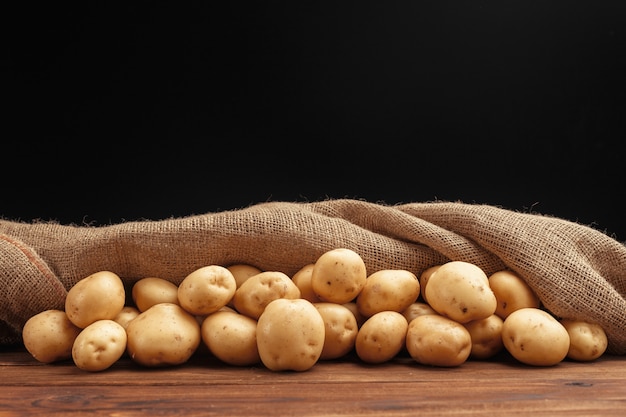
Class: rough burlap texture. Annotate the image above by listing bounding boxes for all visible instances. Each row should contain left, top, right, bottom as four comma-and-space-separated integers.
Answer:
1, 199, 625, 354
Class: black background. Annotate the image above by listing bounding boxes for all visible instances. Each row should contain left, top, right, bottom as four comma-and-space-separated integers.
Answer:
3, 2, 625, 241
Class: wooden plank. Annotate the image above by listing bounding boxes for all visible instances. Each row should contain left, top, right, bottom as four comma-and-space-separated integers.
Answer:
1, 347, 625, 416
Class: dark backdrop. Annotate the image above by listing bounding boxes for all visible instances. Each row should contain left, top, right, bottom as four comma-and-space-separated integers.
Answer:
3, 2, 625, 241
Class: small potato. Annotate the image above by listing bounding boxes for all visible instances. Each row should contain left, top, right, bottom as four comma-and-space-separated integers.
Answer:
355, 311, 408, 364
488, 270, 540, 319
424, 261, 496, 323
419, 264, 441, 303
314, 302, 359, 360
227, 264, 263, 288
291, 263, 322, 303
356, 269, 420, 317
72, 319, 127, 372
126, 303, 201, 367
311, 248, 367, 304
406, 314, 472, 367
65, 271, 126, 329
113, 306, 140, 329
560, 319, 608, 362
501, 307, 570, 366
342, 302, 367, 328
232, 271, 301, 320
178, 265, 237, 316
463, 314, 504, 360
256, 298, 325, 371
401, 301, 438, 324
132, 277, 179, 312
201, 310, 260, 366
22, 309, 82, 363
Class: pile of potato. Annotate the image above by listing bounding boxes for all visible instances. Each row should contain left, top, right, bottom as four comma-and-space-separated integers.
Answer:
21, 248, 608, 372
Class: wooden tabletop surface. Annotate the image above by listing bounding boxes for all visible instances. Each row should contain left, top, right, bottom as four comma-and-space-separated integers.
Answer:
1, 345, 625, 417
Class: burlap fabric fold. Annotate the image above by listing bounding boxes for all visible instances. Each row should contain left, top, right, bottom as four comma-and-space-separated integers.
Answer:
1, 199, 625, 354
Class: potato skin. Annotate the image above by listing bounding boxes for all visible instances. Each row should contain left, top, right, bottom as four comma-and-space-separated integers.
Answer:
355, 311, 408, 364
314, 302, 358, 360
132, 277, 179, 312
178, 265, 237, 316
201, 310, 260, 366
256, 298, 325, 371
65, 271, 126, 329
232, 271, 300, 320
406, 314, 472, 367
22, 309, 82, 364
72, 319, 127, 372
356, 269, 420, 318
501, 308, 570, 366
311, 248, 367, 304
424, 261, 496, 323
560, 319, 608, 362
488, 270, 540, 319
126, 303, 201, 367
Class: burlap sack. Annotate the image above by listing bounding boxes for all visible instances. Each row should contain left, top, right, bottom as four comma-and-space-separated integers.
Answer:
2, 199, 625, 354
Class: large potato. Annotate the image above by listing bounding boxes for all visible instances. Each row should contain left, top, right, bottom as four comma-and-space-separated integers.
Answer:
406, 314, 472, 367
424, 261, 496, 323
501, 307, 570, 366
72, 319, 127, 372
126, 303, 201, 367
560, 319, 608, 362
22, 309, 82, 364
201, 310, 260, 366
65, 271, 126, 329
256, 298, 325, 371
132, 277, 179, 312
314, 302, 358, 360
488, 270, 540, 319
311, 248, 367, 304
232, 271, 301, 319
178, 265, 237, 316
356, 269, 420, 317
355, 311, 408, 364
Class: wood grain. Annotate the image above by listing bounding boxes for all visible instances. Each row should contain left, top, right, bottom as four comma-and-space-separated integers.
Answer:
1, 346, 625, 416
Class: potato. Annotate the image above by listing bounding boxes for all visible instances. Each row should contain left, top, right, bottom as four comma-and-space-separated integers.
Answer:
232, 271, 301, 320
201, 310, 260, 366
463, 314, 504, 360
401, 301, 437, 324
178, 265, 237, 316
132, 277, 179, 312
405, 314, 472, 367
256, 298, 325, 371
311, 248, 367, 304
355, 311, 408, 364
356, 269, 420, 317
291, 263, 322, 303
72, 319, 127, 372
419, 264, 441, 304
488, 270, 540, 319
113, 306, 140, 329
22, 309, 82, 364
226, 263, 263, 288
65, 271, 126, 329
424, 261, 496, 323
126, 302, 201, 367
501, 307, 570, 366
314, 302, 359, 360
560, 319, 608, 362
342, 302, 367, 328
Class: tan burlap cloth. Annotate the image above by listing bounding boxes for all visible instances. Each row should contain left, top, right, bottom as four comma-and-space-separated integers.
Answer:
1, 199, 625, 353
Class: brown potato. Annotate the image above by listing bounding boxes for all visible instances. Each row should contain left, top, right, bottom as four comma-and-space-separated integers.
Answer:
314, 302, 358, 360
560, 319, 608, 362
355, 311, 408, 364
463, 314, 504, 360
310, 248, 367, 304
356, 269, 420, 317
232, 271, 301, 320
291, 263, 321, 303
256, 298, 325, 371
488, 270, 540, 319
132, 277, 179, 312
65, 271, 126, 329
406, 314, 472, 367
72, 319, 127, 372
22, 309, 82, 364
178, 265, 237, 316
201, 310, 260, 366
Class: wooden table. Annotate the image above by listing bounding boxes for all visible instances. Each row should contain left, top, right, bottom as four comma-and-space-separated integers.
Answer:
1, 345, 625, 416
